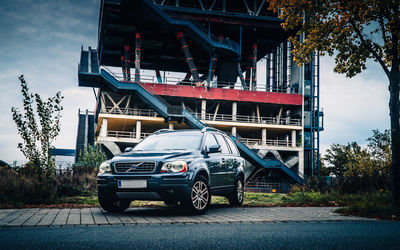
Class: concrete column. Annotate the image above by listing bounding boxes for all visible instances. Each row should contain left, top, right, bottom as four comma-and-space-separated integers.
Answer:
169, 122, 174, 130
134, 33, 141, 83
99, 118, 108, 137
261, 128, 267, 145
232, 102, 237, 121
84, 109, 89, 148
291, 130, 296, 147
232, 126, 237, 136
298, 150, 304, 178
136, 120, 141, 140
201, 99, 206, 120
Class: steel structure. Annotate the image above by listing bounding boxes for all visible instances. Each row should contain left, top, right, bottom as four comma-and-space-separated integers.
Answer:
76, 0, 324, 186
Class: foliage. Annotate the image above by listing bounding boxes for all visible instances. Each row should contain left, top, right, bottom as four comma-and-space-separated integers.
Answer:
77, 145, 107, 170
323, 130, 391, 179
10, 75, 63, 178
0, 166, 56, 206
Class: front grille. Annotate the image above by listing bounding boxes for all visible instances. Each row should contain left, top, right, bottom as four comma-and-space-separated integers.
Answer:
114, 162, 156, 173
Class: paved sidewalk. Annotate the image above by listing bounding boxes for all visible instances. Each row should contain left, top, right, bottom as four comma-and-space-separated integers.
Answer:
0, 206, 374, 227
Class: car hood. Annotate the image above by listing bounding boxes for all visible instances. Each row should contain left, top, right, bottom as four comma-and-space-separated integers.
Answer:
111, 150, 199, 163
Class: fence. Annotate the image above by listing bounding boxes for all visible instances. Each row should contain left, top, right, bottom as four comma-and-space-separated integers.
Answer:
245, 182, 291, 193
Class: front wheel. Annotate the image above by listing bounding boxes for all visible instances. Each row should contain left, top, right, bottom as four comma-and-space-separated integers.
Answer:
184, 175, 211, 214
98, 192, 131, 213
228, 178, 244, 206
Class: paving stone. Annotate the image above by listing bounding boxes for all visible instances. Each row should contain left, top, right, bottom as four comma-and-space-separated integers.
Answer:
128, 215, 151, 224
7, 209, 38, 227
103, 212, 123, 224
116, 213, 136, 224
91, 207, 108, 225
80, 208, 94, 225
67, 209, 81, 225
52, 209, 70, 226
0, 209, 30, 227
37, 209, 59, 226
23, 209, 49, 226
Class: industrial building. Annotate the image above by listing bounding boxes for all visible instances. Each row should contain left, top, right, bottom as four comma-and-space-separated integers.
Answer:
76, 0, 323, 189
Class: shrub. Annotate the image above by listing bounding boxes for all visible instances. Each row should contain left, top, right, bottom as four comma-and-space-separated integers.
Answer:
0, 166, 56, 206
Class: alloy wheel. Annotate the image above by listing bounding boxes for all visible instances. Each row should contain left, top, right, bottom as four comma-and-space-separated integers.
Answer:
191, 180, 209, 211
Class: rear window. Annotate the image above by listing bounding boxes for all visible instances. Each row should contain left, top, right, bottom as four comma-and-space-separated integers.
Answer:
225, 136, 239, 155
214, 134, 230, 154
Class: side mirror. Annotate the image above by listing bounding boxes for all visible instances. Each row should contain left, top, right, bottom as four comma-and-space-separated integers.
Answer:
124, 147, 133, 153
206, 144, 221, 154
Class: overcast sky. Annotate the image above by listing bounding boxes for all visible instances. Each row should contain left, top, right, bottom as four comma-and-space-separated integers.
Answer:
0, 0, 390, 163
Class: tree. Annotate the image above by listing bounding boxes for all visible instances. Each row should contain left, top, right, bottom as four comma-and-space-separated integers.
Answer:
269, 0, 400, 206
367, 129, 392, 177
324, 142, 366, 177
11, 75, 63, 177
77, 145, 107, 169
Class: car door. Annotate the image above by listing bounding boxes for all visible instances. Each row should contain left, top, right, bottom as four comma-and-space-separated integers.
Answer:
203, 133, 224, 188
224, 135, 242, 184
214, 133, 235, 189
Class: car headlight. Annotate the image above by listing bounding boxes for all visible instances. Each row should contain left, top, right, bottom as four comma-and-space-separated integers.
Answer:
99, 161, 111, 174
161, 161, 187, 173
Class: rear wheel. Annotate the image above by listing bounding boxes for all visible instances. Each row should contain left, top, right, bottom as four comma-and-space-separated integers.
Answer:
184, 175, 211, 214
98, 192, 131, 213
228, 178, 244, 206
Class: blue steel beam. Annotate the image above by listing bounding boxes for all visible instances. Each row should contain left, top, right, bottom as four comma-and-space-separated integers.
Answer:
142, 0, 240, 56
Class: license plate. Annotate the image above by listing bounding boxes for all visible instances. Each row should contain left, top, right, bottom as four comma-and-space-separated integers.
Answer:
118, 179, 147, 189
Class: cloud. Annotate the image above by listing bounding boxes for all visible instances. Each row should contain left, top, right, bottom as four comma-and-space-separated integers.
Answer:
319, 56, 390, 153
0, 0, 99, 162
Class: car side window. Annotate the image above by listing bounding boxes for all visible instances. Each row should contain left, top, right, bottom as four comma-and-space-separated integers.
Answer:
214, 134, 230, 154
204, 133, 218, 149
225, 136, 239, 155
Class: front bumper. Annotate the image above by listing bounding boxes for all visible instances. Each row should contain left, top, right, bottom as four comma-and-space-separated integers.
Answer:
97, 172, 193, 201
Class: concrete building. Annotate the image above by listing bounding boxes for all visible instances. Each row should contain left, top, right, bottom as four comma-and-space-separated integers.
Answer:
76, 0, 323, 189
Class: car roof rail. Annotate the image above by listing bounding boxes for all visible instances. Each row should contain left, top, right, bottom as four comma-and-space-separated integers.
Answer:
153, 129, 173, 134
201, 127, 222, 133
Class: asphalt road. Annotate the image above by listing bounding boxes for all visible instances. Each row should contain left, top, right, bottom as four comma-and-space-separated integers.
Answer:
1, 221, 399, 250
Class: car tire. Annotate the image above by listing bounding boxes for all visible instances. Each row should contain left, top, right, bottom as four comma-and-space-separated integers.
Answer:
98, 192, 131, 213
184, 175, 211, 214
228, 177, 244, 206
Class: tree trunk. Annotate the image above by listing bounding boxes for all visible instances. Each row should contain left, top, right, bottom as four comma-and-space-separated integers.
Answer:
389, 66, 400, 207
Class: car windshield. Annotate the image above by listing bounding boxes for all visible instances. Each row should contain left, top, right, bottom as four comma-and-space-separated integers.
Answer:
133, 131, 202, 151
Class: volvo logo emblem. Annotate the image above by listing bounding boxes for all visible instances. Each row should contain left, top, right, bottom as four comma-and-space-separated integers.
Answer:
126, 162, 143, 172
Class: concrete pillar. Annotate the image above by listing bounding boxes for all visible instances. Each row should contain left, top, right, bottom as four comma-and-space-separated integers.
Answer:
99, 118, 108, 137
201, 99, 206, 120
261, 128, 267, 145
232, 126, 237, 136
84, 109, 89, 148
298, 150, 304, 178
136, 120, 141, 140
291, 130, 296, 147
232, 102, 237, 122
134, 33, 141, 82
169, 122, 174, 130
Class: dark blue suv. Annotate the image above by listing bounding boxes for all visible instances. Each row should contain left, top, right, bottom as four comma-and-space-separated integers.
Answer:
97, 128, 245, 214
